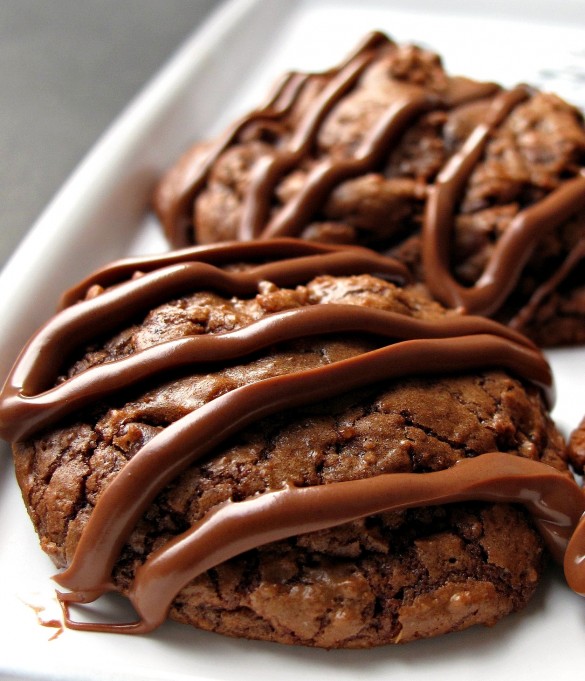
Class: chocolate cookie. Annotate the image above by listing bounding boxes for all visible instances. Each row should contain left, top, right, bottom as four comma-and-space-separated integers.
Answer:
153, 32, 585, 347
1, 240, 582, 648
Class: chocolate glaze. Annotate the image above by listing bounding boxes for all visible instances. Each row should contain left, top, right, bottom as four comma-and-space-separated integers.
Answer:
50, 332, 552, 595
240, 76, 435, 241
59, 454, 585, 634
1, 241, 583, 635
155, 32, 395, 247
58, 238, 410, 309
155, 31, 585, 322
509, 236, 585, 332
425, 128, 585, 314
155, 32, 499, 247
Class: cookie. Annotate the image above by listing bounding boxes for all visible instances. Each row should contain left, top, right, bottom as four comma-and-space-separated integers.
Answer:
153, 32, 585, 346
1, 240, 582, 647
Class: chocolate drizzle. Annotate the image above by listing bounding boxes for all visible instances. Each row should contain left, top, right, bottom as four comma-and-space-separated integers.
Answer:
509, 236, 585, 331
59, 454, 585, 634
154, 31, 585, 324
1, 241, 584, 635
155, 32, 395, 247
241, 83, 435, 241
58, 238, 410, 309
422, 85, 585, 314
426, 153, 585, 314
155, 32, 500, 249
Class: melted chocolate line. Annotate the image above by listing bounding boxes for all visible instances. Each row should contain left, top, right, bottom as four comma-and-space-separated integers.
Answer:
470, 171, 585, 312
1, 250, 406, 403
423, 87, 528, 309
424, 85, 585, 316
52, 333, 552, 600
159, 32, 394, 246
239, 50, 378, 240
156, 33, 585, 324
259, 93, 434, 239
59, 239, 401, 308
0, 305, 538, 442
509, 236, 585, 332
157, 71, 313, 247
56, 453, 585, 634
157, 32, 504, 251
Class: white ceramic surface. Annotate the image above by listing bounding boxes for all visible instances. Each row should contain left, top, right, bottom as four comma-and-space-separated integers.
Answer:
1, 1, 584, 679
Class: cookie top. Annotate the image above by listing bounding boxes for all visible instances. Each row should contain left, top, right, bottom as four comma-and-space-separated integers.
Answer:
153, 32, 585, 346
1, 240, 583, 645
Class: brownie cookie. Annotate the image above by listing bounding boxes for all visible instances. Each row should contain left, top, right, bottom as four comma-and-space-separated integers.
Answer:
153, 32, 585, 346
1, 240, 583, 648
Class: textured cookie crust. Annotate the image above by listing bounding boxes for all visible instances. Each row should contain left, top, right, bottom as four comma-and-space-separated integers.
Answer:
14, 274, 567, 647
154, 35, 585, 346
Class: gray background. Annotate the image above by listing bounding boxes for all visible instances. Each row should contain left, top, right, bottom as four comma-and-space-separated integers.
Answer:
0, 0, 220, 269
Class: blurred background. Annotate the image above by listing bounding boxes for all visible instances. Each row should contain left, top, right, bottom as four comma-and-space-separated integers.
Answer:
0, 0, 221, 269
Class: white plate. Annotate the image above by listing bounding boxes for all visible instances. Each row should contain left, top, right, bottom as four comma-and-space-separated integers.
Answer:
1, 1, 584, 679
